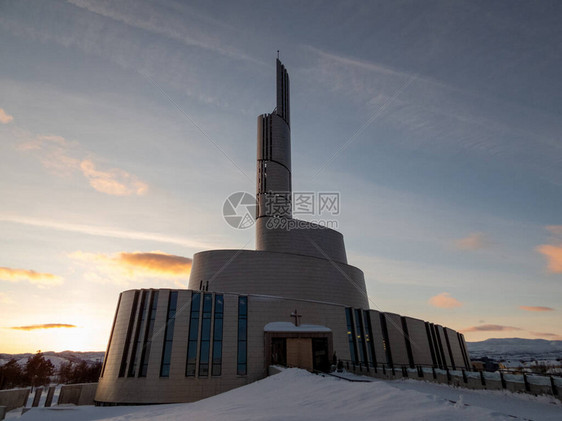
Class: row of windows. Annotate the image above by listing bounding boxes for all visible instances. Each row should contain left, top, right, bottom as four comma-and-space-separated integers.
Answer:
346, 308, 470, 370
113, 290, 247, 379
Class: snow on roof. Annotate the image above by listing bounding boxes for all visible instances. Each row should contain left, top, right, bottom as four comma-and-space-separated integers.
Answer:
263, 322, 331, 332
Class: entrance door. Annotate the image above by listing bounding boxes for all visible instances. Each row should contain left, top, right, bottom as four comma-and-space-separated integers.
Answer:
312, 337, 330, 372
271, 338, 287, 366
286, 338, 313, 371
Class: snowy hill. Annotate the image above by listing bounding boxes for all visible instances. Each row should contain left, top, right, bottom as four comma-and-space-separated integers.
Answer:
13, 368, 562, 421
0, 351, 104, 370
467, 338, 562, 361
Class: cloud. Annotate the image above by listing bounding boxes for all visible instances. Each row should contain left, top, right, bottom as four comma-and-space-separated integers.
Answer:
462, 324, 522, 332
455, 232, 490, 251
428, 292, 463, 308
0, 267, 63, 287
9, 324, 77, 331
65, 0, 259, 65
70, 251, 192, 284
530, 332, 562, 340
519, 306, 554, 312
0, 108, 14, 124
536, 225, 562, 273
546, 225, 562, 236
15, 130, 148, 195
0, 214, 215, 249
80, 160, 148, 196
536, 244, 562, 273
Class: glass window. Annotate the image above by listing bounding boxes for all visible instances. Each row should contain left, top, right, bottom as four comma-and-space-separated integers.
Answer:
355, 309, 367, 366
363, 310, 377, 367
160, 291, 178, 377
345, 308, 358, 364
237, 296, 248, 375
186, 292, 201, 376
198, 293, 213, 377
212, 295, 223, 376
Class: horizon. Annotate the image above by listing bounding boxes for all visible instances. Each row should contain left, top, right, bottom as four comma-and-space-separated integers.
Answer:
1, 0, 561, 354
2, 336, 562, 357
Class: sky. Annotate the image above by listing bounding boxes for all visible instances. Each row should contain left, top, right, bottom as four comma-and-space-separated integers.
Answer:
0, 0, 561, 353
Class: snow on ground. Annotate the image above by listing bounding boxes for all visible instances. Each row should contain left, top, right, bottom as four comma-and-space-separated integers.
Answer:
10, 369, 562, 421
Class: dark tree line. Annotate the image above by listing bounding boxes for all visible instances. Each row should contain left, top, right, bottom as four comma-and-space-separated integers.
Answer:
0, 351, 101, 390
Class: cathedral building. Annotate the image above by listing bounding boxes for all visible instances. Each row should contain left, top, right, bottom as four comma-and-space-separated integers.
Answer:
95, 59, 471, 405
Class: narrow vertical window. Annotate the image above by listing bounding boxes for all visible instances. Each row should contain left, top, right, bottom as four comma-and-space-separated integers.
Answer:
355, 309, 367, 366
198, 293, 213, 377
185, 292, 201, 376
139, 290, 158, 377
237, 296, 248, 375
345, 308, 358, 364
160, 291, 178, 377
128, 290, 148, 377
212, 294, 224, 376
363, 310, 377, 367
379, 313, 393, 367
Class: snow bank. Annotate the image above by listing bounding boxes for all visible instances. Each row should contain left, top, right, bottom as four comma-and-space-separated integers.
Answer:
14, 369, 561, 421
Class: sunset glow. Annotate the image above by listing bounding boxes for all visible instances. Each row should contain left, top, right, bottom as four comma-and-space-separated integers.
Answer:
1, 0, 561, 352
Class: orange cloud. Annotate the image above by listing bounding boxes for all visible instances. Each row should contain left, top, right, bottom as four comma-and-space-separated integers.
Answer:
0, 267, 63, 287
428, 292, 463, 308
70, 251, 192, 283
462, 324, 522, 333
10, 324, 77, 331
0, 108, 14, 124
454, 232, 489, 250
536, 244, 562, 273
117, 252, 192, 275
80, 160, 148, 196
519, 305, 554, 312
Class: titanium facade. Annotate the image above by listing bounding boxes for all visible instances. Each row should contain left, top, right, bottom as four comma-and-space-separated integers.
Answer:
95, 59, 470, 405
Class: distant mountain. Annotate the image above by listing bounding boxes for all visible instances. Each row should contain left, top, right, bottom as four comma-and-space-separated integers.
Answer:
467, 338, 562, 361
0, 350, 105, 369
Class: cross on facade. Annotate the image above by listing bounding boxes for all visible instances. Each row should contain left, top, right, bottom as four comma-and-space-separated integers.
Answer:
290, 309, 302, 327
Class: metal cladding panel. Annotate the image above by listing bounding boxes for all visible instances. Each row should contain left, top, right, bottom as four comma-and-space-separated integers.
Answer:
257, 114, 291, 171
261, 161, 291, 193
270, 114, 291, 169
255, 217, 347, 264
445, 327, 466, 369
436, 325, 452, 368
103, 290, 138, 379
384, 313, 409, 366
403, 317, 433, 366
368, 310, 387, 365
188, 249, 367, 309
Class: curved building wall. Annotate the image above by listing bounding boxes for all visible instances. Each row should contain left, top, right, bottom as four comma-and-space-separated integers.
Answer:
255, 217, 348, 264
96, 288, 471, 405
188, 249, 366, 308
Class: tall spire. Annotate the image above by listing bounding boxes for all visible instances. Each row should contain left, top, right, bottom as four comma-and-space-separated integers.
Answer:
256, 59, 292, 221
275, 59, 290, 127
